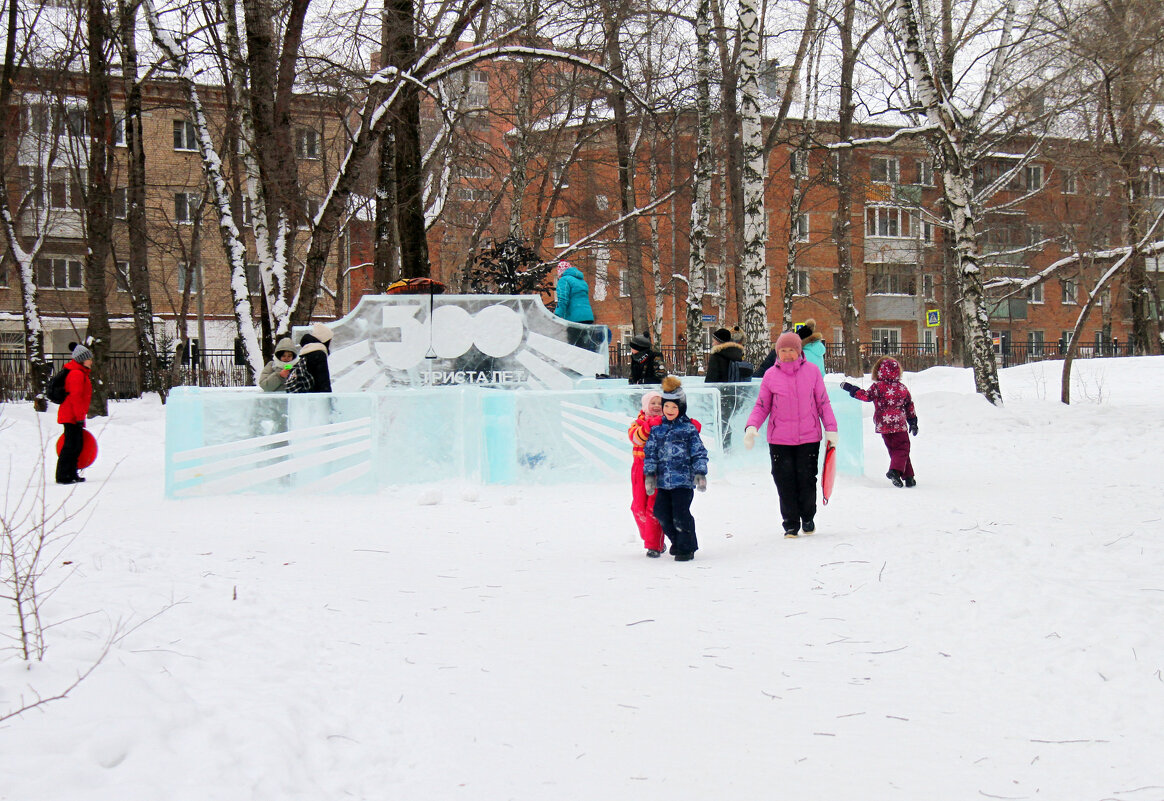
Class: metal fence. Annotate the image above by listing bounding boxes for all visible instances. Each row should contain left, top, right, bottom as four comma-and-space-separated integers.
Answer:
0, 349, 251, 402
606, 340, 1141, 379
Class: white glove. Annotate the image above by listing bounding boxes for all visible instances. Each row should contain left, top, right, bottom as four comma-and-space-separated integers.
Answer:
825, 430, 839, 448
743, 426, 758, 450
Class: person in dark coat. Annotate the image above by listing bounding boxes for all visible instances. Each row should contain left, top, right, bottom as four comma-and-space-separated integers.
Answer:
643, 387, 709, 562
704, 328, 745, 382
56, 344, 93, 484
757, 318, 826, 378
628, 334, 663, 385
290, 323, 333, 393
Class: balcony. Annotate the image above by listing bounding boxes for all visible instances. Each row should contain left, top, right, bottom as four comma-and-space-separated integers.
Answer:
865, 294, 921, 320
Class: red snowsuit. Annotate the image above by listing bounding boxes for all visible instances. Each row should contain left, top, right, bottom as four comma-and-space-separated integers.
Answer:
629, 405, 702, 552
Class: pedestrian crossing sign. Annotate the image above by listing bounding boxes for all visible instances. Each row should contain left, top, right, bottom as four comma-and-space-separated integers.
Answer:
926, 310, 940, 327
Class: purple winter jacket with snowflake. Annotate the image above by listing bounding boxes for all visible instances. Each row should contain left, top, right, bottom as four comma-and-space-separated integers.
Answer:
850, 357, 917, 434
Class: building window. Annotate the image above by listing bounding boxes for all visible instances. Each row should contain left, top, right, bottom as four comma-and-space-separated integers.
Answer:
870, 156, 899, 184
704, 264, 718, 295
867, 262, 916, 295
871, 328, 901, 349
790, 150, 808, 177
245, 262, 262, 295
595, 194, 609, 212
1148, 170, 1164, 198
113, 115, 126, 147
173, 120, 198, 151
910, 211, 935, 243
1060, 330, 1074, 347
790, 268, 809, 295
866, 205, 911, 238
114, 261, 130, 292
619, 269, 629, 298
922, 328, 936, 353
112, 187, 127, 220
174, 192, 200, 224
552, 162, 569, 188
35, 257, 83, 289
295, 127, 320, 160
554, 219, 570, 247
1027, 330, 1044, 352
916, 159, 934, 186
1061, 278, 1078, 304
177, 262, 200, 293
1026, 280, 1044, 304
922, 273, 935, 300
793, 213, 809, 242
467, 70, 489, 108
1024, 164, 1044, 190
1063, 171, 1077, 195
48, 168, 84, 210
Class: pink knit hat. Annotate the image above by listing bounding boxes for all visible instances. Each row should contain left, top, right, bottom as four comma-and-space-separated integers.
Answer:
640, 390, 662, 414
557, 260, 572, 277
774, 331, 803, 355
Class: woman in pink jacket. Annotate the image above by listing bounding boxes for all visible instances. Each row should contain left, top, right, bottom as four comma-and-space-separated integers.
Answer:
743, 331, 838, 538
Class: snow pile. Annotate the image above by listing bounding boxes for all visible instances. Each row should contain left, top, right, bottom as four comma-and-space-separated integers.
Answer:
1, 357, 1162, 800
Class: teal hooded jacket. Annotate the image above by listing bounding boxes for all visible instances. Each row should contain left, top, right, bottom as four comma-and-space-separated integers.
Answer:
554, 267, 595, 323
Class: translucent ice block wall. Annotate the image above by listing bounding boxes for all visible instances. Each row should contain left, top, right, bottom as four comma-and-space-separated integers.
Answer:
165, 383, 863, 496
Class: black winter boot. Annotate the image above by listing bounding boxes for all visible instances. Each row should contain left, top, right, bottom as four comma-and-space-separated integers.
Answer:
886, 469, 904, 488
904, 476, 917, 488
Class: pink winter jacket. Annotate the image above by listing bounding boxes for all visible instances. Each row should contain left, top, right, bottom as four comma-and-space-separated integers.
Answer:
745, 358, 837, 445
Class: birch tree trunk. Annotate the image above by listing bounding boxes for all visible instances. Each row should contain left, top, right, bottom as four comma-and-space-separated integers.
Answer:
686, 0, 713, 375
896, 0, 1001, 404
711, 0, 746, 328
738, 0, 769, 359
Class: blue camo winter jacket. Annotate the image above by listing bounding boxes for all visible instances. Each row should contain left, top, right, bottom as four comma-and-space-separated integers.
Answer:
643, 415, 709, 490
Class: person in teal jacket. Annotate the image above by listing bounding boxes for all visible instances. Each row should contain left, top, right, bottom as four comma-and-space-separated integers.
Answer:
756, 318, 827, 378
553, 260, 595, 324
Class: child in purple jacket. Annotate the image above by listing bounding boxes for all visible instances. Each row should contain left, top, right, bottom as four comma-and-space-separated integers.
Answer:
743, 331, 838, 538
840, 356, 918, 488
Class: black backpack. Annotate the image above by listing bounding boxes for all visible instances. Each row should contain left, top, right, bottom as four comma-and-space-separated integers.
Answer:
46, 368, 69, 404
727, 359, 754, 383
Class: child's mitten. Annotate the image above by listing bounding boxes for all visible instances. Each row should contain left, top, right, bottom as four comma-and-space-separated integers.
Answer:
644, 474, 657, 496
908, 417, 918, 436
839, 381, 859, 397
694, 474, 707, 492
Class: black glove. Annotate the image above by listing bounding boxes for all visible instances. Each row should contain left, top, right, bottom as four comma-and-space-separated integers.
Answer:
839, 381, 859, 397
908, 417, 918, 436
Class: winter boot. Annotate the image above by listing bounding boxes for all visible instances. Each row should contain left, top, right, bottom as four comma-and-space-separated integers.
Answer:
646, 549, 663, 558
802, 520, 816, 535
904, 476, 917, 488
886, 469, 904, 488
674, 552, 695, 562
784, 528, 799, 538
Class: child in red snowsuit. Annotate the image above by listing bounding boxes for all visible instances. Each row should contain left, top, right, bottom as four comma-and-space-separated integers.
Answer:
628, 376, 703, 557
628, 389, 666, 556
840, 356, 919, 487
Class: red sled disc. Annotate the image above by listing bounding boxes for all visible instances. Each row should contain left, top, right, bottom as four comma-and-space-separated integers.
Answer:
56, 429, 98, 470
821, 442, 837, 505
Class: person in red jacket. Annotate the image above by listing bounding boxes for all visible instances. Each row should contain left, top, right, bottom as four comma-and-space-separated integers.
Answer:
55, 344, 94, 485
840, 355, 919, 488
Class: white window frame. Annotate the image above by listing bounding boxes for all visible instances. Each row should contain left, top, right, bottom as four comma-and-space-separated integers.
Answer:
866, 205, 911, 239
1025, 280, 1044, 304
1061, 278, 1078, 304
552, 162, 570, 188
871, 327, 901, 349
48, 167, 84, 211
922, 273, 935, 300
870, 156, 899, 184
922, 328, 936, 353
177, 261, 201, 293
1027, 330, 1044, 350
595, 194, 609, 212
174, 192, 200, 224
554, 219, 570, 248
35, 257, 84, 289
112, 187, 127, 220
295, 127, 320, 160
619, 269, 630, 298
1063, 171, 1077, 195
1025, 164, 1044, 190
114, 260, 130, 292
790, 150, 808, 177
916, 159, 934, 186
790, 268, 809, 296
467, 69, 490, 108
113, 114, 126, 147
793, 212, 809, 242
173, 119, 198, 151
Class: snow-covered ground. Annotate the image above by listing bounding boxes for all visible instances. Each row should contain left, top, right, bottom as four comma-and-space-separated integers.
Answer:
1, 357, 1162, 801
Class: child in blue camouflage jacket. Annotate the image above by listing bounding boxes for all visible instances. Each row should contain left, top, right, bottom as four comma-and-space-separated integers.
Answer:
643, 387, 710, 562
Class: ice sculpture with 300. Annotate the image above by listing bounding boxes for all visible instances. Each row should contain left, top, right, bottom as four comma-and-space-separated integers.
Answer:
163, 295, 862, 496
